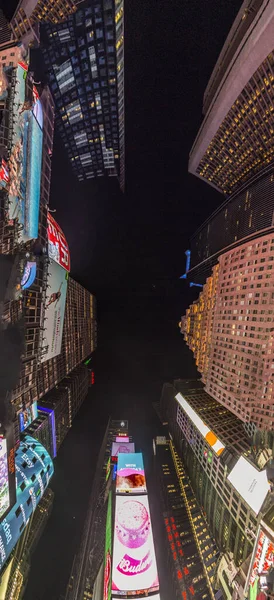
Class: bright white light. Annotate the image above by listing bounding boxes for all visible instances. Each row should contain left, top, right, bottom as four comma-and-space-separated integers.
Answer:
228, 456, 270, 515
112, 495, 159, 594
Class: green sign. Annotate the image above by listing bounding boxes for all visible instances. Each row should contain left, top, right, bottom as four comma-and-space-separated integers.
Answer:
103, 491, 112, 600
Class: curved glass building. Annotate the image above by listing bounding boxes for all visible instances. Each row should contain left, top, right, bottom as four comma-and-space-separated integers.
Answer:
0, 436, 54, 573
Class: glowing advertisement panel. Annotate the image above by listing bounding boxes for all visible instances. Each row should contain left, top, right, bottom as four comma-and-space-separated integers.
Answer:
247, 528, 274, 592
8, 63, 43, 242
19, 401, 38, 433
103, 491, 112, 600
21, 261, 37, 290
228, 456, 270, 515
41, 261, 68, 363
176, 393, 225, 456
47, 212, 71, 272
0, 436, 54, 572
0, 439, 10, 521
117, 454, 146, 494
116, 437, 129, 443
112, 443, 135, 458
0, 159, 9, 188
112, 495, 159, 595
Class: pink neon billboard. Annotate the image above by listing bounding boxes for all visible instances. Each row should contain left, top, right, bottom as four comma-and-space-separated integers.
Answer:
111, 495, 159, 595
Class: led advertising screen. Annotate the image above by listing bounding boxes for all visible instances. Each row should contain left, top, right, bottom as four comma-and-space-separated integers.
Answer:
47, 212, 71, 272
41, 261, 68, 363
0, 438, 10, 521
116, 453, 147, 494
19, 402, 38, 433
103, 491, 112, 600
116, 436, 129, 443
0, 436, 54, 572
8, 62, 43, 242
21, 261, 37, 290
227, 456, 270, 515
112, 442, 135, 458
0, 159, 9, 188
112, 495, 159, 595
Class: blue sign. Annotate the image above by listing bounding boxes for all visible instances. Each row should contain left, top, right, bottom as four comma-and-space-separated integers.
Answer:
116, 453, 147, 494
21, 261, 37, 290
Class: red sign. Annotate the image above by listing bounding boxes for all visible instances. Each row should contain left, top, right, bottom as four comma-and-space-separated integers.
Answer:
249, 529, 274, 587
47, 212, 70, 272
0, 159, 10, 187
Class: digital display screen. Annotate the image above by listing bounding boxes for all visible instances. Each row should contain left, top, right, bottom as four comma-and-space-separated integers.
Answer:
47, 212, 70, 272
103, 491, 112, 600
116, 436, 129, 443
116, 453, 146, 494
112, 442, 135, 458
21, 261, 37, 290
19, 402, 38, 433
8, 62, 43, 242
112, 495, 159, 594
0, 439, 10, 521
41, 261, 68, 363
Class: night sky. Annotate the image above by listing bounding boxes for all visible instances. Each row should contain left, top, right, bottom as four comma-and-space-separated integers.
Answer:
3, 0, 242, 598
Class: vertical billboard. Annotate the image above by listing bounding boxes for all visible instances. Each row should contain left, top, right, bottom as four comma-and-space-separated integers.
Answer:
41, 261, 68, 363
47, 213, 71, 272
112, 495, 159, 595
116, 453, 147, 494
18, 402, 38, 433
104, 491, 112, 600
8, 62, 43, 242
0, 438, 10, 521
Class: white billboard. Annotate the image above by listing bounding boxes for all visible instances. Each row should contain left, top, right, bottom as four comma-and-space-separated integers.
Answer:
41, 260, 68, 362
0, 439, 9, 520
112, 495, 159, 595
175, 392, 225, 455
227, 456, 270, 515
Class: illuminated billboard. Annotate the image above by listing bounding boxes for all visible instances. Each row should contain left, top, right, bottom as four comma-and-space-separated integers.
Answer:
103, 491, 112, 600
0, 159, 9, 188
0, 436, 54, 572
21, 261, 37, 290
176, 392, 225, 456
41, 261, 68, 363
116, 436, 129, 443
116, 453, 147, 494
0, 438, 10, 522
227, 456, 270, 515
112, 495, 159, 594
19, 402, 38, 433
47, 212, 70, 272
112, 442, 135, 458
8, 62, 43, 242
245, 527, 274, 598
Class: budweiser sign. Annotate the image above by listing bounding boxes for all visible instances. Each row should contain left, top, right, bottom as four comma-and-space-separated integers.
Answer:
117, 550, 152, 576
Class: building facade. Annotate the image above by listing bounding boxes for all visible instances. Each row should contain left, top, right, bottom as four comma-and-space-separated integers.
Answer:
182, 231, 274, 430
40, 0, 124, 188
185, 1, 274, 283
160, 380, 270, 599
154, 436, 217, 600
0, 487, 54, 600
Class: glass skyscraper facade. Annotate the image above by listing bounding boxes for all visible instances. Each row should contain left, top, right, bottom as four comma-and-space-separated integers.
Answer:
41, 0, 124, 188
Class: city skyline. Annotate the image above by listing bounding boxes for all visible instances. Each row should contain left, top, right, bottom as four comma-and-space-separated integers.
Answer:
1, 1, 274, 600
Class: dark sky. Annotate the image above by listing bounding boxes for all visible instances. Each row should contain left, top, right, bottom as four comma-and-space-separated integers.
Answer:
4, 1, 242, 598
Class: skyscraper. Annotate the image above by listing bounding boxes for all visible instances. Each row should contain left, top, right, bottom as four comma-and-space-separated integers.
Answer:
181, 230, 274, 430
183, 0, 274, 283
153, 435, 217, 599
40, 0, 125, 188
159, 379, 271, 599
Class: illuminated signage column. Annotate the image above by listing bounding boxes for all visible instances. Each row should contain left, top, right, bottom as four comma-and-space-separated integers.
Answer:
111, 452, 160, 598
